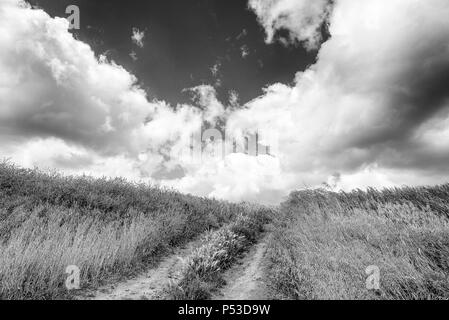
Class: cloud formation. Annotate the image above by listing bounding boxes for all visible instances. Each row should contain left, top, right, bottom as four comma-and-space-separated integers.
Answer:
248, 0, 332, 49
0, 1, 282, 203
2, 0, 449, 204
0, 0, 201, 181
241, 0, 449, 191
131, 27, 145, 48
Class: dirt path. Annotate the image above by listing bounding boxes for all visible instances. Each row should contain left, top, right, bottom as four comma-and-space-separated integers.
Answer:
76, 232, 272, 300
78, 240, 199, 300
212, 234, 272, 300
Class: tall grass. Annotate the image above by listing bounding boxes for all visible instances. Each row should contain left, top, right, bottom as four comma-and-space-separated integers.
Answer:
267, 188, 449, 300
166, 208, 271, 300
0, 162, 254, 299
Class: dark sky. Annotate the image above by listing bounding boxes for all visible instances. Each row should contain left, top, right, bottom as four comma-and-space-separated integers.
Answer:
28, 0, 317, 106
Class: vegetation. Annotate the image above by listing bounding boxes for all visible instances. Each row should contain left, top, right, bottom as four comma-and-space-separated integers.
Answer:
266, 187, 449, 300
0, 162, 261, 299
3, 160, 449, 300
165, 209, 270, 300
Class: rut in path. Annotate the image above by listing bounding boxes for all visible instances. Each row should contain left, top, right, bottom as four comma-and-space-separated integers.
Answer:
78, 240, 200, 300
213, 234, 272, 300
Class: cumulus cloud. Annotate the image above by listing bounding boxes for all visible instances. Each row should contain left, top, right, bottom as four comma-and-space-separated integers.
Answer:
167, 153, 288, 204
2, 0, 449, 204
0, 0, 201, 181
240, 45, 250, 58
0, 1, 281, 203
229, 90, 240, 108
0, 2, 163, 155
131, 27, 145, 48
248, 0, 332, 49
5, 137, 151, 181
240, 0, 449, 192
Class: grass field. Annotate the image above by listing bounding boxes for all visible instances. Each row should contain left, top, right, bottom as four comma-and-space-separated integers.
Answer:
0, 162, 267, 299
1, 161, 449, 300
266, 188, 449, 300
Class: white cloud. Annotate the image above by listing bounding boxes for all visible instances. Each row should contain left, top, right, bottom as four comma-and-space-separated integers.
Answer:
240, 45, 250, 58
248, 0, 332, 49
0, 0, 202, 183
235, 0, 449, 195
131, 27, 145, 48
210, 61, 221, 77
184, 85, 227, 123
2, 0, 449, 205
5, 137, 154, 181
229, 90, 240, 108
0, 2, 159, 155
164, 153, 288, 205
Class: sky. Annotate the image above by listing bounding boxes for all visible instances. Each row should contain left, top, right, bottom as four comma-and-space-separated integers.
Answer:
1, 0, 449, 204
27, 0, 317, 106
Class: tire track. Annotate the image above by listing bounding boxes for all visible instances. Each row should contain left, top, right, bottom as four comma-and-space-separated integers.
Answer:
212, 234, 272, 300
76, 239, 200, 300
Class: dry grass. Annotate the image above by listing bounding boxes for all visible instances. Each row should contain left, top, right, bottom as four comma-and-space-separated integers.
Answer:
165, 209, 271, 300
0, 162, 258, 299
266, 188, 449, 300
5, 159, 446, 300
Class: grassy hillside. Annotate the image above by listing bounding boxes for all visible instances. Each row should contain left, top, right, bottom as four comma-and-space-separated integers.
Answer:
0, 162, 266, 300
266, 187, 449, 300
3, 160, 449, 300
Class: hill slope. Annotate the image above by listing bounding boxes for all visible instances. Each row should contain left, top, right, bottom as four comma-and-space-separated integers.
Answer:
3, 161, 449, 300
266, 187, 449, 299
0, 162, 267, 299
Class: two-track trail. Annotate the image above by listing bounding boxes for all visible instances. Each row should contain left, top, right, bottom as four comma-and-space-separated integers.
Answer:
77, 239, 200, 300
76, 232, 272, 300
212, 233, 272, 300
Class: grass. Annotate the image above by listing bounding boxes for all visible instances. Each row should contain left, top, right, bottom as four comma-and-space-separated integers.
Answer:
3, 159, 449, 300
266, 188, 449, 300
165, 208, 271, 300
0, 161, 265, 300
